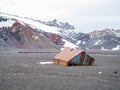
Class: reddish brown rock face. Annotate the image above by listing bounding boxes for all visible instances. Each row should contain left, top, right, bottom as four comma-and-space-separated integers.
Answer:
0, 21, 60, 50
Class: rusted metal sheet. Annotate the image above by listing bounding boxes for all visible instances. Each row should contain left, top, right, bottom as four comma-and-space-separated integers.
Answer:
53, 47, 95, 66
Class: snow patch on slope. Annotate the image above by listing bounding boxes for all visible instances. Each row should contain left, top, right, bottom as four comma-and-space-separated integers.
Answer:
94, 40, 101, 45
0, 19, 15, 27
101, 45, 120, 50
62, 39, 78, 48
101, 47, 108, 50
82, 41, 86, 44
76, 40, 81, 45
112, 45, 120, 50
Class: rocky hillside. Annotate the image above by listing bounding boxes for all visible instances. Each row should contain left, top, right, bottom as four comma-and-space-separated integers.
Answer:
43, 18, 120, 50
0, 12, 78, 50
0, 16, 60, 50
0, 13, 120, 50
72, 29, 120, 50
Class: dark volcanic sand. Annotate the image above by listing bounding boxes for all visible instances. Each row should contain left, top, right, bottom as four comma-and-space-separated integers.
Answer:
0, 50, 120, 90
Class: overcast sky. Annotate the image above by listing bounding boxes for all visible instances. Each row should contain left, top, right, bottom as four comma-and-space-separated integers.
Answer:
0, 0, 120, 33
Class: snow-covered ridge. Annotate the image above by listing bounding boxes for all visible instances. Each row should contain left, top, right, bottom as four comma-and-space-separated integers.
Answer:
0, 12, 120, 50
0, 12, 78, 49
89, 29, 120, 38
0, 16, 16, 28
0, 19, 15, 28
0, 12, 77, 35
0, 13, 60, 34
42, 19, 75, 30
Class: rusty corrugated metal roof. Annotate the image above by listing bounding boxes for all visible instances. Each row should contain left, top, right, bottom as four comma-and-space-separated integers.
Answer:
54, 47, 85, 62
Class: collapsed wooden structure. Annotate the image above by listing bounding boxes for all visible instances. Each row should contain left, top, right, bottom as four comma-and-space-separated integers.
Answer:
53, 47, 95, 66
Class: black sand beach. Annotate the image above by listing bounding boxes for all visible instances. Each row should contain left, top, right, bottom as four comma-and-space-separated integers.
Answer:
0, 50, 120, 90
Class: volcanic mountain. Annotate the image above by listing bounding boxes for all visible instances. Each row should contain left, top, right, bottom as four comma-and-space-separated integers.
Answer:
0, 12, 120, 50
